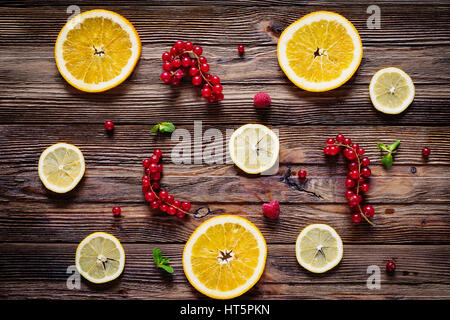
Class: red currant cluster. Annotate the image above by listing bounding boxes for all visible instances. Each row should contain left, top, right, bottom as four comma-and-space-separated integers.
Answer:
142, 149, 191, 218
323, 134, 375, 225
160, 41, 224, 103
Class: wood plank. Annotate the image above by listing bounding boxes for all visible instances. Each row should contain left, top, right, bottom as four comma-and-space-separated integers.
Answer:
1, 203, 448, 244
0, 6, 449, 46
1, 244, 449, 299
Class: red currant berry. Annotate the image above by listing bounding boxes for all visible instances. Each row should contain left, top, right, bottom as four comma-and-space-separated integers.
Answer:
189, 67, 199, 76
160, 71, 172, 84
298, 170, 307, 179
157, 164, 163, 172
349, 169, 360, 180
150, 154, 159, 163
193, 45, 203, 55
159, 190, 168, 200
344, 148, 357, 160
174, 69, 184, 80
326, 138, 335, 145
150, 172, 161, 181
323, 146, 331, 155
343, 137, 352, 145
345, 178, 355, 189
200, 63, 209, 73
162, 61, 172, 71
351, 143, 359, 150
351, 212, 362, 223
170, 46, 177, 57
149, 163, 158, 173
112, 206, 121, 217
174, 40, 184, 51
198, 56, 207, 64
357, 147, 365, 155
362, 205, 375, 218
166, 194, 174, 204
104, 120, 114, 131
422, 147, 431, 156
145, 191, 156, 202
170, 77, 181, 86
192, 75, 202, 86
142, 158, 150, 168
202, 86, 212, 98
213, 84, 223, 94
173, 200, 181, 208
150, 200, 160, 210
348, 162, 358, 171
151, 181, 160, 190
181, 56, 191, 68
185, 41, 193, 51
348, 195, 360, 207
172, 58, 181, 68
360, 183, 370, 192
154, 149, 163, 158
360, 167, 371, 178
336, 134, 345, 143
345, 190, 354, 200
160, 204, 168, 213
386, 260, 396, 273
181, 201, 191, 211
237, 45, 245, 54
210, 75, 220, 85
162, 52, 171, 61
142, 178, 150, 188
329, 145, 339, 155
167, 206, 177, 215
361, 156, 370, 167
176, 210, 186, 218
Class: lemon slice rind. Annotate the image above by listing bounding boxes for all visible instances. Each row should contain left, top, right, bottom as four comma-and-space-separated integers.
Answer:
183, 215, 267, 299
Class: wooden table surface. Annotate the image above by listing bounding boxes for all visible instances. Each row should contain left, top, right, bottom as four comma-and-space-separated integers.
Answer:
1, 0, 449, 300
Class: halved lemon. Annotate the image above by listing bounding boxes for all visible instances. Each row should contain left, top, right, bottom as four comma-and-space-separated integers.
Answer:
75, 232, 125, 284
183, 215, 267, 299
38, 143, 85, 193
229, 124, 279, 174
296, 224, 343, 273
369, 67, 415, 114
278, 11, 363, 92
55, 9, 141, 92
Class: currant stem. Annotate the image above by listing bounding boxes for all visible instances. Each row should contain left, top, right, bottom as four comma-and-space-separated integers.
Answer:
147, 175, 190, 215
172, 50, 213, 88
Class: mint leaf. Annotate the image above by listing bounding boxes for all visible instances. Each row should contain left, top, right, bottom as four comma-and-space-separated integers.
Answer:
159, 264, 174, 274
377, 142, 388, 152
153, 247, 173, 274
159, 122, 175, 133
153, 247, 162, 265
388, 140, 401, 152
382, 153, 393, 168
150, 124, 160, 133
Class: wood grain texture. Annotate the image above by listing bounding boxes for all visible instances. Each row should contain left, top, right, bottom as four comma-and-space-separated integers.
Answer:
0, 0, 449, 300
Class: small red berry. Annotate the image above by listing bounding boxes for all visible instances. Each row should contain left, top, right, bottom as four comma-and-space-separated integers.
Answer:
159, 190, 168, 200
142, 158, 150, 168
150, 200, 160, 210
200, 63, 209, 73
326, 138, 335, 145
174, 40, 184, 51
348, 162, 358, 171
160, 204, 168, 213
193, 46, 203, 55
157, 164, 163, 172
329, 145, 340, 155
360, 167, 371, 178
181, 56, 191, 68
150, 154, 159, 163
351, 212, 362, 223
351, 143, 359, 150
112, 206, 121, 217
150, 172, 161, 181
160, 71, 172, 83
184, 41, 193, 51
151, 181, 160, 190
181, 201, 191, 211
323, 146, 331, 155
142, 178, 150, 188
345, 178, 355, 189
189, 66, 199, 76
262, 200, 280, 219
357, 147, 365, 155
202, 86, 212, 98
210, 75, 220, 85
176, 210, 186, 218
361, 156, 370, 167
154, 149, 163, 158
386, 260, 396, 273
298, 170, 307, 179
104, 120, 114, 131
198, 56, 207, 64
172, 58, 181, 68
336, 134, 345, 143
363, 205, 375, 218
162, 61, 172, 71
349, 169, 360, 180
145, 191, 156, 202
253, 92, 271, 108
166, 194, 174, 204
162, 52, 171, 61
343, 137, 352, 145
344, 148, 357, 160
345, 190, 354, 200
422, 147, 431, 156
348, 195, 361, 207
167, 206, 177, 216
149, 163, 158, 173
192, 75, 202, 86
173, 200, 181, 208
237, 45, 245, 54
360, 183, 370, 192
213, 84, 223, 94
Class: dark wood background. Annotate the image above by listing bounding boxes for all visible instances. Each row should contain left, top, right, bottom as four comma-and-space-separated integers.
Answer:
0, 0, 449, 300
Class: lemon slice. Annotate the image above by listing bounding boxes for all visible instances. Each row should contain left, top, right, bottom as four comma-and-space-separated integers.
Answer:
75, 232, 125, 284
55, 9, 141, 92
183, 215, 267, 299
229, 124, 279, 174
38, 143, 85, 193
369, 67, 415, 114
277, 11, 363, 92
296, 224, 343, 273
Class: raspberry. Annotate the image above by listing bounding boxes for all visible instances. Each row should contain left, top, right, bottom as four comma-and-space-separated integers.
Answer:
253, 92, 271, 108
262, 200, 280, 219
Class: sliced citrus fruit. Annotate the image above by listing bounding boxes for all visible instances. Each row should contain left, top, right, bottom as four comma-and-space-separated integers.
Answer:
369, 67, 415, 114
229, 124, 279, 174
38, 143, 85, 193
55, 9, 141, 92
75, 232, 125, 284
277, 11, 363, 92
183, 215, 267, 299
296, 224, 343, 273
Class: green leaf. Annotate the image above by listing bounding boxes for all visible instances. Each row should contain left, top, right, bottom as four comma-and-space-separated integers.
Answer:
377, 142, 388, 152
150, 124, 160, 133
388, 140, 401, 152
159, 264, 174, 274
153, 247, 162, 265
382, 153, 393, 168
159, 122, 175, 133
